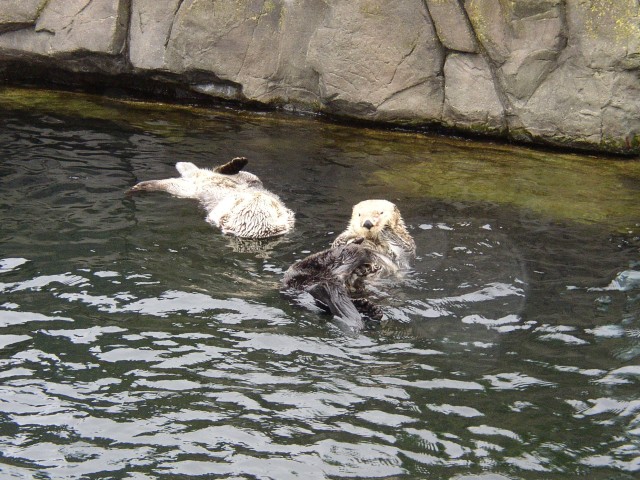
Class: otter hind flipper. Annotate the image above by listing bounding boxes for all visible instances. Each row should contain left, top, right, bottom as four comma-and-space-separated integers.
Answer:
307, 282, 365, 332
214, 157, 248, 175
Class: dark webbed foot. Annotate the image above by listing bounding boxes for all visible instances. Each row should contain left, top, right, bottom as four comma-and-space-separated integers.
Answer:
215, 157, 248, 175
306, 282, 365, 330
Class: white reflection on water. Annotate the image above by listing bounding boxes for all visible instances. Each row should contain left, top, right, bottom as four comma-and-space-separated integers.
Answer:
432, 282, 525, 306
59, 288, 290, 324
1, 273, 89, 294
376, 376, 485, 391
0, 309, 73, 327
42, 325, 127, 343
425, 403, 484, 418
467, 425, 522, 442
0, 334, 31, 349
0, 257, 29, 273
482, 372, 556, 390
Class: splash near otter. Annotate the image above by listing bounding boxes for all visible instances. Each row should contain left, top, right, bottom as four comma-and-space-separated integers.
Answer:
128, 157, 294, 239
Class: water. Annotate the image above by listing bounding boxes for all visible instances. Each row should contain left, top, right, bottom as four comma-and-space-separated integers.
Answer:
0, 88, 639, 479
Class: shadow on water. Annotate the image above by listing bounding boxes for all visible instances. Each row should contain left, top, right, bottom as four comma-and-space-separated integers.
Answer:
0, 87, 639, 479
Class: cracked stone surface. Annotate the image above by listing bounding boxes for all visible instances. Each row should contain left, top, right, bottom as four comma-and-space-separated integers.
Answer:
425, 0, 477, 53
0, 0, 638, 154
0, 0, 47, 33
0, 0, 127, 57
443, 52, 505, 132
307, 0, 444, 121
129, 0, 183, 71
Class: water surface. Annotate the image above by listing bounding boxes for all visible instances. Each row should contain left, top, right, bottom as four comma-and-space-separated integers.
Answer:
0, 88, 639, 479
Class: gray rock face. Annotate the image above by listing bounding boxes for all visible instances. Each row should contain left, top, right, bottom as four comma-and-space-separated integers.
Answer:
0, 0, 47, 33
443, 53, 505, 133
0, 0, 127, 57
425, 0, 477, 53
307, 0, 444, 121
129, 0, 182, 71
0, 0, 638, 154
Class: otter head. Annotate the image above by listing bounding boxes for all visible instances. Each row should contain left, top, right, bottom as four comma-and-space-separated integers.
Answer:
349, 199, 400, 240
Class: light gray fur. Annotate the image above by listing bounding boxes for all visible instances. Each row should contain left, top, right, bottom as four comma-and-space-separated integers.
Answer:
129, 160, 294, 239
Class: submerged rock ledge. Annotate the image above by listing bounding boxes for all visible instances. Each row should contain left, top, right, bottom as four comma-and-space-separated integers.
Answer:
0, 0, 638, 155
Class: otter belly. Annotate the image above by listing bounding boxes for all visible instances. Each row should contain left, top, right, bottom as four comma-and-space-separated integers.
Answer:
206, 190, 295, 239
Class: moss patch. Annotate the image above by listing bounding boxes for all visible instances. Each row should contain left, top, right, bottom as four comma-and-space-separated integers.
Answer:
0, 86, 269, 141
373, 137, 640, 230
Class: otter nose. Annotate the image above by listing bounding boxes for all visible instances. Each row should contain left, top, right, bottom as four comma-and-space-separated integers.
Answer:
363, 220, 374, 230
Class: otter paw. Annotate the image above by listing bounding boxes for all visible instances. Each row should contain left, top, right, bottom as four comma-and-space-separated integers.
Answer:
127, 181, 152, 194
352, 298, 384, 322
353, 263, 382, 278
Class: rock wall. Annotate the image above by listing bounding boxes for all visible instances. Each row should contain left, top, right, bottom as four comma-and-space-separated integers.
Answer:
0, 0, 638, 154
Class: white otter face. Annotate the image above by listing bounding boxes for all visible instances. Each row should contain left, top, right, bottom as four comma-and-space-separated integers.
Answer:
349, 199, 397, 239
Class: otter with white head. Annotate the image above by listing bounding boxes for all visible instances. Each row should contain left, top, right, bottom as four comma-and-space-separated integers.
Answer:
332, 199, 416, 270
128, 157, 294, 239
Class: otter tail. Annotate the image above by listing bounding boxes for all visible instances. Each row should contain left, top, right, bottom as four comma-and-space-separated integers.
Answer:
307, 282, 365, 332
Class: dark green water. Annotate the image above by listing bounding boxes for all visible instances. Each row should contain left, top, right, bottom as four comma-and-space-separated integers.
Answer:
0, 88, 639, 479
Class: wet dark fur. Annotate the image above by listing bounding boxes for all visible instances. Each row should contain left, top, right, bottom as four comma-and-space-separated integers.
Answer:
283, 240, 384, 332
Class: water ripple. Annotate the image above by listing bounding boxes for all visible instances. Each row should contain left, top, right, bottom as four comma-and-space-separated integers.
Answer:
1, 95, 638, 478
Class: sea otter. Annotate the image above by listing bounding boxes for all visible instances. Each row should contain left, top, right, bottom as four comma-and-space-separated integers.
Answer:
332, 199, 416, 270
128, 157, 294, 239
283, 239, 394, 332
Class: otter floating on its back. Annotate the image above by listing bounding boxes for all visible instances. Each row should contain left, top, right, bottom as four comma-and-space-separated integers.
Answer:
128, 157, 294, 239
283, 200, 415, 333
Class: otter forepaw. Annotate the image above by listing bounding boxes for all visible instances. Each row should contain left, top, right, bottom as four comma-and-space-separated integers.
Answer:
346, 236, 366, 245
352, 298, 384, 322
353, 263, 382, 278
